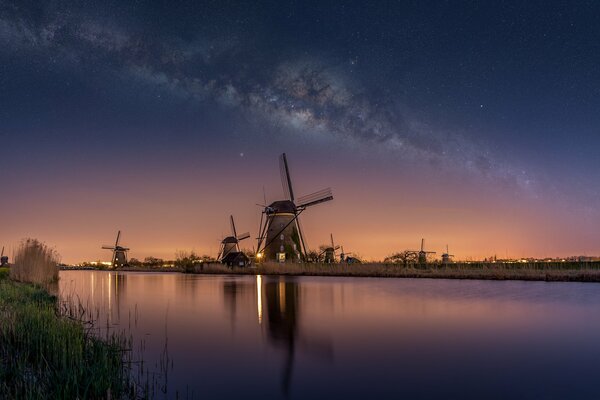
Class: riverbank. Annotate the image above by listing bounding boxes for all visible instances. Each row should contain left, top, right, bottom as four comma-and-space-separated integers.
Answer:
0, 267, 137, 398
60, 261, 600, 283
188, 261, 600, 282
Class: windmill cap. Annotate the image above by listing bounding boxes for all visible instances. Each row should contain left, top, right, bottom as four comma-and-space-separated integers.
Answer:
222, 236, 238, 243
268, 200, 296, 214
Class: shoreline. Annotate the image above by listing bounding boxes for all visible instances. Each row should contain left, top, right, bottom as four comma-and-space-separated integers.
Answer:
60, 261, 600, 283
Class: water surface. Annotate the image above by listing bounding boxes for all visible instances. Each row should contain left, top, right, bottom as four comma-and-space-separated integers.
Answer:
59, 271, 600, 399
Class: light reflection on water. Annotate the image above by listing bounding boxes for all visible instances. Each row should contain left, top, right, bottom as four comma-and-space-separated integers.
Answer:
59, 271, 600, 399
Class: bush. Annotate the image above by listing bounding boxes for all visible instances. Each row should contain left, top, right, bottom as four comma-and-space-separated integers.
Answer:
10, 239, 59, 285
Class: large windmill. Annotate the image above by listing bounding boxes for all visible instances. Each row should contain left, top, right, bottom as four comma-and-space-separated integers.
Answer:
0, 246, 8, 267
102, 231, 130, 268
410, 238, 436, 264
218, 215, 251, 265
441, 245, 455, 265
320, 234, 341, 263
256, 153, 333, 263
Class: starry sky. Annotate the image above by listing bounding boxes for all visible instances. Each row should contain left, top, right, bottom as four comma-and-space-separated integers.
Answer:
1, 1, 599, 263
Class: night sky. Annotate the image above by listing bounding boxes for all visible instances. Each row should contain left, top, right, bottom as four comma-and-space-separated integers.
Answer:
1, 1, 599, 263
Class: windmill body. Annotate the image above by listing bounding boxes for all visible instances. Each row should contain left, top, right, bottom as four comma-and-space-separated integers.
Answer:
102, 231, 130, 268
257, 154, 333, 263
262, 200, 303, 262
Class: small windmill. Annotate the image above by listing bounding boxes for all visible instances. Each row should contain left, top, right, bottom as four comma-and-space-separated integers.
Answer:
339, 246, 362, 264
441, 245, 455, 265
0, 246, 8, 267
256, 153, 334, 263
218, 215, 251, 264
102, 231, 130, 268
410, 238, 436, 264
320, 234, 340, 263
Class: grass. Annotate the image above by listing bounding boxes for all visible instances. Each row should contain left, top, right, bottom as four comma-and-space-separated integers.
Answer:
187, 261, 600, 282
0, 241, 146, 399
10, 238, 59, 286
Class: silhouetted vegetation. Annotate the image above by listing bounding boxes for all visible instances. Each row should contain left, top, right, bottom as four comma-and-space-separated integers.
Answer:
10, 238, 59, 285
0, 273, 140, 398
188, 261, 600, 282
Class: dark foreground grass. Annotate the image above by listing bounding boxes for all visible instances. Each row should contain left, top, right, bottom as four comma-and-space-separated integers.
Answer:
188, 261, 600, 282
0, 268, 137, 399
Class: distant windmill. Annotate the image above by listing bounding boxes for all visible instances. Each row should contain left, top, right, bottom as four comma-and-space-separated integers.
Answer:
320, 234, 341, 263
218, 215, 251, 264
101, 231, 130, 268
0, 246, 8, 267
339, 245, 361, 264
441, 245, 455, 265
410, 238, 436, 264
256, 153, 333, 262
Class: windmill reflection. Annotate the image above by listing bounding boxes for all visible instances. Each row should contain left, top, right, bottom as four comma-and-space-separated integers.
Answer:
106, 271, 127, 324
260, 276, 333, 397
221, 276, 333, 396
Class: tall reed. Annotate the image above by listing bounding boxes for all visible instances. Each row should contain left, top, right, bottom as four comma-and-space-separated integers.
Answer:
10, 238, 59, 285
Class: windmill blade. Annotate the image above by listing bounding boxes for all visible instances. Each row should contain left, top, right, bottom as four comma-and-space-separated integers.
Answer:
102, 246, 115, 250
230, 215, 238, 238
330, 234, 335, 249
297, 188, 333, 208
237, 232, 250, 241
296, 215, 308, 258
420, 238, 425, 252
115, 230, 121, 247
334, 245, 341, 251
1, 246, 4, 257
279, 153, 295, 202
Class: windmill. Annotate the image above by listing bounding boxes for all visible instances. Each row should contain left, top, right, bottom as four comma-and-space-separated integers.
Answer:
0, 246, 8, 267
409, 238, 436, 264
218, 215, 251, 266
319, 234, 340, 263
256, 153, 333, 263
339, 246, 361, 264
101, 231, 130, 268
441, 245, 455, 265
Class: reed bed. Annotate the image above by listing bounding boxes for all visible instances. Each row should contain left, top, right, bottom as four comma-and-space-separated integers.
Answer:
10, 238, 59, 286
0, 273, 141, 399
189, 261, 600, 282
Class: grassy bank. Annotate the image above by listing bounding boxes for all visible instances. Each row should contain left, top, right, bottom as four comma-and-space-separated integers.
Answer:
187, 261, 600, 282
0, 267, 138, 399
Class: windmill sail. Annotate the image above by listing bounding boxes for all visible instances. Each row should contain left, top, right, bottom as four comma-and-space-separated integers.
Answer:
280, 153, 295, 202
296, 188, 333, 208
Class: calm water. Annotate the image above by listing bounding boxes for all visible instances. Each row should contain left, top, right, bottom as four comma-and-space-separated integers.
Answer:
59, 271, 600, 399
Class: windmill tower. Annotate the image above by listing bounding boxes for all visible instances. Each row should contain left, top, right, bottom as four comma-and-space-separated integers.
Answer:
0, 246, 8, 267
441, 245, 455, 265
102, 231, 130, 268
218, 215, 251, 263
416, 238, 436, 264
256, 153, 333, 263
321, 234, 340, 263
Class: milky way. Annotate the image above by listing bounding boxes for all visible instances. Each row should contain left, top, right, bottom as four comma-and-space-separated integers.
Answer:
0, 6, 544, 195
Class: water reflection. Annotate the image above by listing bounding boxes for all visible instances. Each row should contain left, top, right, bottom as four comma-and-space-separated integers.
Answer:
59, 271, 600, 399
257, 276, 332, 396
